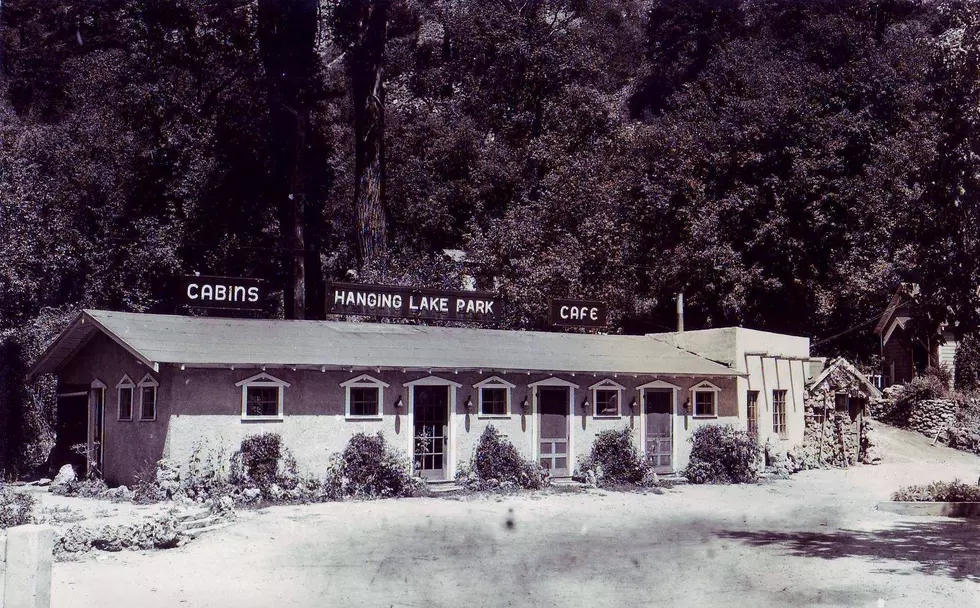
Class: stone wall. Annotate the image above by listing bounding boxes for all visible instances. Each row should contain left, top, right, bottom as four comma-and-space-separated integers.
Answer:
907, 399, 957, 438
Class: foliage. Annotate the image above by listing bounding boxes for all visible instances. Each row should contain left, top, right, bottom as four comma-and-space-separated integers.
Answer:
578, 428, 655, 487
52, 477, 111, 499
684, 425, 761, 484
0, 484, 36, 528
323, 432, 423, 499
891, 373, 950, 424
132, 459, 167, 505
230, 433, 298, 498
955, 334, 980, 391
459, 426, 549, 491
892, 479, 980, 502
182, 443, 233, 502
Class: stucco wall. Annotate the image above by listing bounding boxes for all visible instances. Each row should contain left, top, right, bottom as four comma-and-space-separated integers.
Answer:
56, 329, 748, 485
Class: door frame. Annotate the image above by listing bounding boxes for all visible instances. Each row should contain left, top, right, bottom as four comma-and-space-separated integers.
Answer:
89, 379, 107, 477
404, 375, 461, 480
528, 377, 579, 475
637, 380, 680, 474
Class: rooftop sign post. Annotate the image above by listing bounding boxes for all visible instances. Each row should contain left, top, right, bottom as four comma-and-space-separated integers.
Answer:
549, 299, 607, 328
179, 276, 265, 311
326, 282, 501, 322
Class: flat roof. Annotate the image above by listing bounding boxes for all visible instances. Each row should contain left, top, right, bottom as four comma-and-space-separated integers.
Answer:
29, 310, 742, 378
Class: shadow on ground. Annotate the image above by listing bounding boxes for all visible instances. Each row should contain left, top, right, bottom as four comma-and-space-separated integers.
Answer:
720, 519, 980, 582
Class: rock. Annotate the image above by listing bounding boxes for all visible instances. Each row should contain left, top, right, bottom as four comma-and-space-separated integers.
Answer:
155, 459, 182, 499
242, 488, 261, 503
106, 485, 134, 501
584, 470, 598, 489
36, 478, 52, 487
50, 464, 77, 493
210, 495, 235, 518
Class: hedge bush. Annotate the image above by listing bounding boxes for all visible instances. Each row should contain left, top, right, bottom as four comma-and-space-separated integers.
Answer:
0, 485, 36, 528
684, 425, 760, 484
892, 480, 980, 502
955, 334, 980, 391
579, 428, 654, 487
460, 426, 549, 490
230, 433, 298, 499
324, 432, 423, 499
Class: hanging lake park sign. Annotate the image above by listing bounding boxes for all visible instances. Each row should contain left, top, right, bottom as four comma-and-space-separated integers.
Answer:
326, 282, 501, 322
179, 276, 265, 311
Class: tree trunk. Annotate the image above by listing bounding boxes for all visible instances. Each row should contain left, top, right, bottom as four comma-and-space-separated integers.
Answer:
347, 1, 390, 268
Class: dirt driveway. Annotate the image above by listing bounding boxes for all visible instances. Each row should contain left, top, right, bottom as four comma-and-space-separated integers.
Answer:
52, 424, 980, 607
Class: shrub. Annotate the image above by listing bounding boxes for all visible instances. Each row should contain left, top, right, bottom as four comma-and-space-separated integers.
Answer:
579, 428, 653, 487
892, 480, 980, 502
132, 460, 166, 505
955, 334, 980, 391
0, 485, 36, 528
54, 477, 110, 499
230, 433, 298, 499
323, 432, 423, 499
684, 425, 760, 484
183, 444, 233, 502
460, 426, 549, 490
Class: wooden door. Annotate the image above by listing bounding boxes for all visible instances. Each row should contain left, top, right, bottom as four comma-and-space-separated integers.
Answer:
90, 387, 105, 476
413, 386, 449, 480
538, 388, 569, 476
645, 389, 673, 474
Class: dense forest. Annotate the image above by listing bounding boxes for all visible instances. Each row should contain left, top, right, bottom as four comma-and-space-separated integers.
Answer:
1, 0, 979, 474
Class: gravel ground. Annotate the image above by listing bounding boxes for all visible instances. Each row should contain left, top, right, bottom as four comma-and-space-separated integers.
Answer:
48, 423, 980, 607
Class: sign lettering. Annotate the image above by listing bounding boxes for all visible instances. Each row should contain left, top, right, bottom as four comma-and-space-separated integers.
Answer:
180, 276, 264, 311
549, 299, 607, 328
327, 282, 500, 322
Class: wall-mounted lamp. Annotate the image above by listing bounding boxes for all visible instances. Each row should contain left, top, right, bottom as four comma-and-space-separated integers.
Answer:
464, 396, 474, 412
521, 397, 530, 412
582, 399, 590, 413
394, 396, 405, 409
629, 398, 638, 412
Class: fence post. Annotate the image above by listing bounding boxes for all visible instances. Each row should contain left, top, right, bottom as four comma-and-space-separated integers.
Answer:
3, 524, 55, 608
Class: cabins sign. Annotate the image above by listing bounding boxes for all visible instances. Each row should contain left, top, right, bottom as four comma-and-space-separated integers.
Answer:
327, 282, 501, 322
549, 299, 607, 328
180, 276, 264, 311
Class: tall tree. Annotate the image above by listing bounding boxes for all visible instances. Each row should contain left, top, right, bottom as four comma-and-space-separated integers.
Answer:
334, 0, 392, 270
258, 0, 319, 318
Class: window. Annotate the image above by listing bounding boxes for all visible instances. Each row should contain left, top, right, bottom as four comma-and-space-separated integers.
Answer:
473, 376, 515, 417
834, 393, 847, 411
481, 388, 507, 416
341, 374, 388, 419
138, 374, 158, 421
773, 389, 787, 439
116, 375, 134, 421
589, 379, 625, 417
690, 380, 721, 418
747, 390, 759, 435
236, 372, 290, 420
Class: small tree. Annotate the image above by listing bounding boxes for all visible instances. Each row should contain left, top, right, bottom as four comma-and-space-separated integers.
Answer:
955, 333, 980, 391
579, 428, 652, 487
684, 425, 760, 484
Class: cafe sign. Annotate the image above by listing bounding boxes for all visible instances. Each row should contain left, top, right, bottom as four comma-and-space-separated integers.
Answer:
327, 282, 501, 322
549, 299, 607, 328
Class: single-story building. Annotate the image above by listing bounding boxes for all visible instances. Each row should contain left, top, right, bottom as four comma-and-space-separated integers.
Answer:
803, 357, 883, 466
30, 310, 811, 486
874, 285, 958, 386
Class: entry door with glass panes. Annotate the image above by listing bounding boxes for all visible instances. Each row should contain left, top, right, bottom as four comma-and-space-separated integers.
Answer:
538, 388, 569, 476
645, 389, 673, 474
413, 386, 449, 480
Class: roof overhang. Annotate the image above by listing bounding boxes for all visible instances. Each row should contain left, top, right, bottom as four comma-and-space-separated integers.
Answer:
27, 311, 158, 380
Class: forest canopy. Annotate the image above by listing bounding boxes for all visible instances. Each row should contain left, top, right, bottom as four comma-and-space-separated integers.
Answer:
1, 0, 979, 472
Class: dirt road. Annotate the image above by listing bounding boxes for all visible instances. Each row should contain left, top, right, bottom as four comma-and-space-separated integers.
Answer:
52, 424, 980, 607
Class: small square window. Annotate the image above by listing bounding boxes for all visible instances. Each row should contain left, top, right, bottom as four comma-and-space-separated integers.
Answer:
694, 391, 716, 417
140, 386, 156, 420
595, 389, 620, 416
350, 386, 380, 417
481, 387, 508, 416
245, 386, 279, 417
118, 387, 133, 420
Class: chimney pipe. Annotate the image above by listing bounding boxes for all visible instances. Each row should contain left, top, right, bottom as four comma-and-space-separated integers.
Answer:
676, 292, 685, 333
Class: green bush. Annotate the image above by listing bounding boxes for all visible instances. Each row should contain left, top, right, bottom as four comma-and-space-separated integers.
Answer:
324, 432, 423, 499
579, 428, 654, 487
892, 479, 980, 502
230, 433, 298, 499
684, 425, 760, 484
54, 477, 110, 499
461, 426, 548, 490
955, 334, 980, 391
0, 485, 36, 528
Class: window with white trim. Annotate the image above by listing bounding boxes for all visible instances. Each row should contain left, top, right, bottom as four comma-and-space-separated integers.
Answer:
340, 374, 388, 419
747, 390, 759, 435
691, 381, 721, 418
589, 379, 625, 417
138, 373, 158, 421
474, 376, 515, 417
116, 375, 134, 421
236, 373, 289, 420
